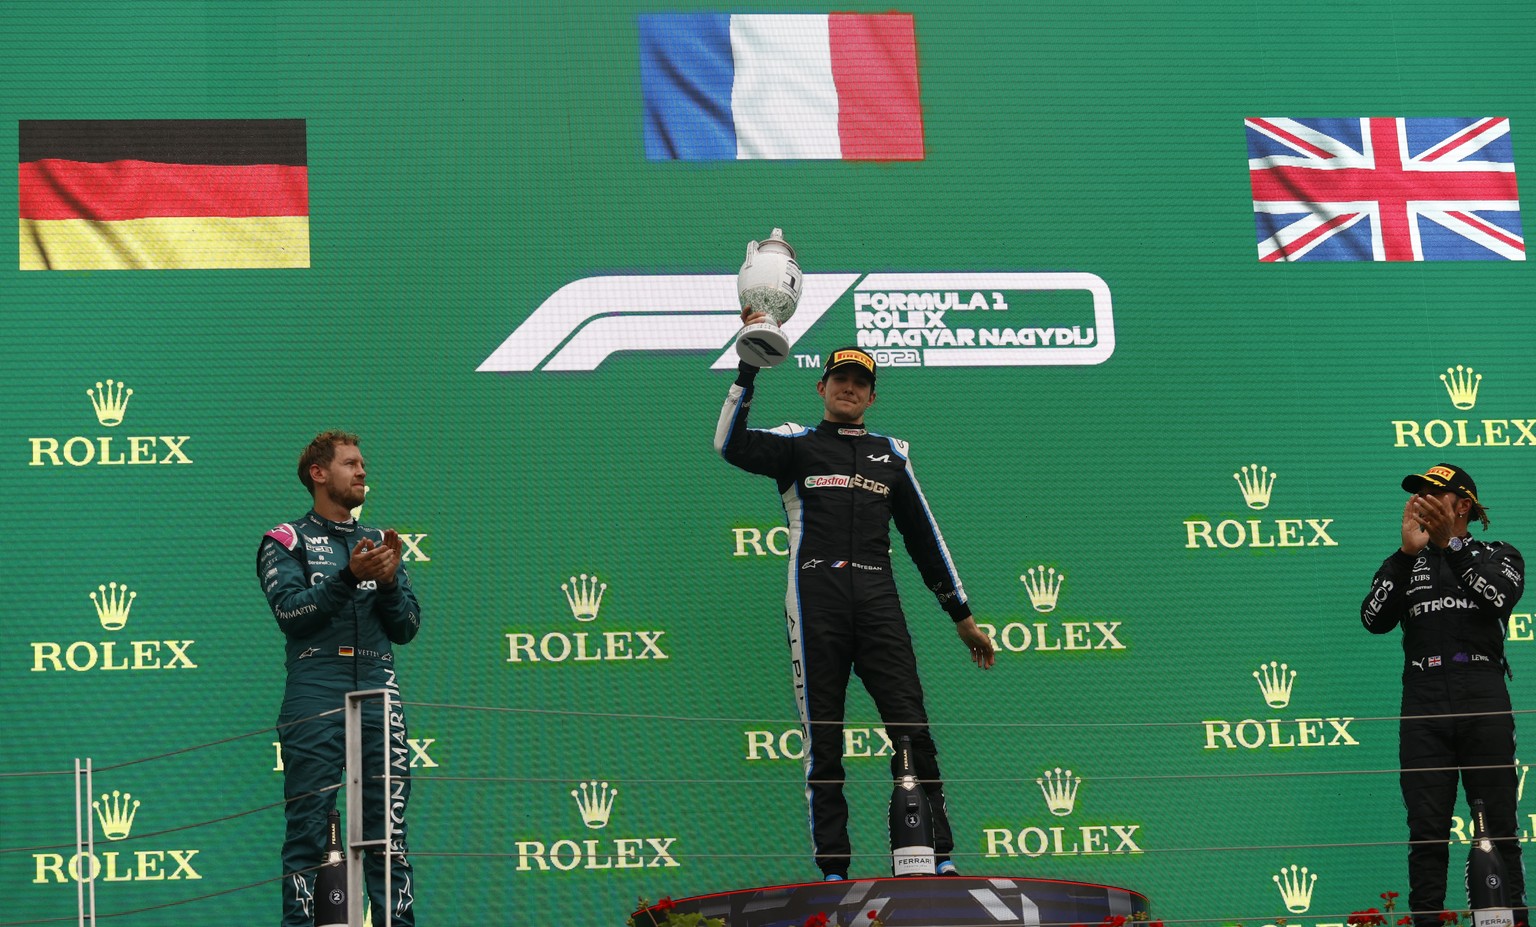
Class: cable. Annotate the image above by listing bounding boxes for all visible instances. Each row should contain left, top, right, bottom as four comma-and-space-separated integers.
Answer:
93, 707, 342, 773
399, 699, 1536, 729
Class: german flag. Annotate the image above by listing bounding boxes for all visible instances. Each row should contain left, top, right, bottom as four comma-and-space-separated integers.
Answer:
19, 119, 309, 270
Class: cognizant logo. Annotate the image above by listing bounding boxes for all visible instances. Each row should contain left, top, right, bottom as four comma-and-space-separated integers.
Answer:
477, 273, 1115, 373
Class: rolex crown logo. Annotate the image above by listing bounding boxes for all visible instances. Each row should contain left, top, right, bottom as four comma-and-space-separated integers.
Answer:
1441, 364, 1482, 411
93, 789, 140, 841
91, 581, 137, 631
571, 779, 617, 829
1036, 767, 1081, 817
1020, 566, 1064, 613
1273, 864, 1317, 913
1233, 464, 1276, 510
562, 573, 607, 622
87, 379, 133, 427
1254, 661, 1296, 708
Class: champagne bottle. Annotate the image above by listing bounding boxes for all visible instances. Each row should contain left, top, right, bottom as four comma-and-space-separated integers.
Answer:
1468, 798, 1514, 927
314, 809, 349, 927
889, 735, 935, 876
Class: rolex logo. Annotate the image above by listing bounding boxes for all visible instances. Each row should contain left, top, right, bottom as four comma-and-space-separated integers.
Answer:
1392, 365, 1536, 449
1185, 466, 1335, 550
571, 780, 617, 829
33, 788, 203, 884
1036, 767, 1081, 817
93, 790, 140, 840
91, 582, 136, 631
29, 381, 192, 468
1273, 864, 1317, 913
562, 574, 607, 623
1253, 661, 1296, 709
1204, 663, 1356, 750
1020, 566, 1063, 613
984, 761, 1144, 858
87, 379, 133, 427
1441, 364, 1482, 410
1234, 464, 1276, 510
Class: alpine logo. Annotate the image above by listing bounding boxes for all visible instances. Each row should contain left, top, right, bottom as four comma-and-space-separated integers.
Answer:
478, 273, 1114, 373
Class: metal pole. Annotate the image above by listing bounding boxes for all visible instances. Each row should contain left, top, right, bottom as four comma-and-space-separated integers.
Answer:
345, 689, 387, 927
84, 758, 95, 925
382, 685, 393, 927
73, 758, 83, 927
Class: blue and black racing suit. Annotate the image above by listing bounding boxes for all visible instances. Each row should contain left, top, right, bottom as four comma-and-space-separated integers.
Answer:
258, 510, 421, 926
716, 364, 971, 877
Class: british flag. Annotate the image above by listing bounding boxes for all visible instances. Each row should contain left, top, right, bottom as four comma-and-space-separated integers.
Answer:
1246, 117, 1523, 261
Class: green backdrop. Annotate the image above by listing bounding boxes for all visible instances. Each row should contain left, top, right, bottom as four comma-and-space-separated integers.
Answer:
3, 0, 1535, 923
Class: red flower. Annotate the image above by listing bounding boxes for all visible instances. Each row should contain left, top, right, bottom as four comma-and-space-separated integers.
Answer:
805, 914, 829, 927
1439, 914, 1460, 925
1104, 917, 1128, 927
653, 897, 676, 913
869, 913, 879, 921
1383, 892, 1400, 900
1398, 919, 1413, 926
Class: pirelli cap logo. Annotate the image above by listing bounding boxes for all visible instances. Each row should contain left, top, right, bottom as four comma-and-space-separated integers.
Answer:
1427, 465, 1457, 482
827, 349, 875, 374
28, 380, 192, 467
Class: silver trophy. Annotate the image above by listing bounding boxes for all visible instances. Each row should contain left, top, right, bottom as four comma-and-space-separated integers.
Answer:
735, 228, 803, 367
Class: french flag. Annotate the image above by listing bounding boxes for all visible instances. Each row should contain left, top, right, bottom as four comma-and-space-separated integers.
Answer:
639, 13, 924, 161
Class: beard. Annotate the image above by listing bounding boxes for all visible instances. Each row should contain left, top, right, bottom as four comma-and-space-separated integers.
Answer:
325, 482, 366, 513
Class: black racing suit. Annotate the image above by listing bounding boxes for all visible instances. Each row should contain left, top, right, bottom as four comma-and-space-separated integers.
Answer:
716, 364, 971, 877
259, 510, 422, 927
1362, 538, 1525, 925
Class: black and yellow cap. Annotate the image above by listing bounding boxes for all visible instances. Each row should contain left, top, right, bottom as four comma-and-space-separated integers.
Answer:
822, 347, 876, 383
1402, 463, 1488, 523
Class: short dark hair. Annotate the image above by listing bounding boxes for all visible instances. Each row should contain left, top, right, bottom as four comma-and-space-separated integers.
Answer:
298, 430, 360, 493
